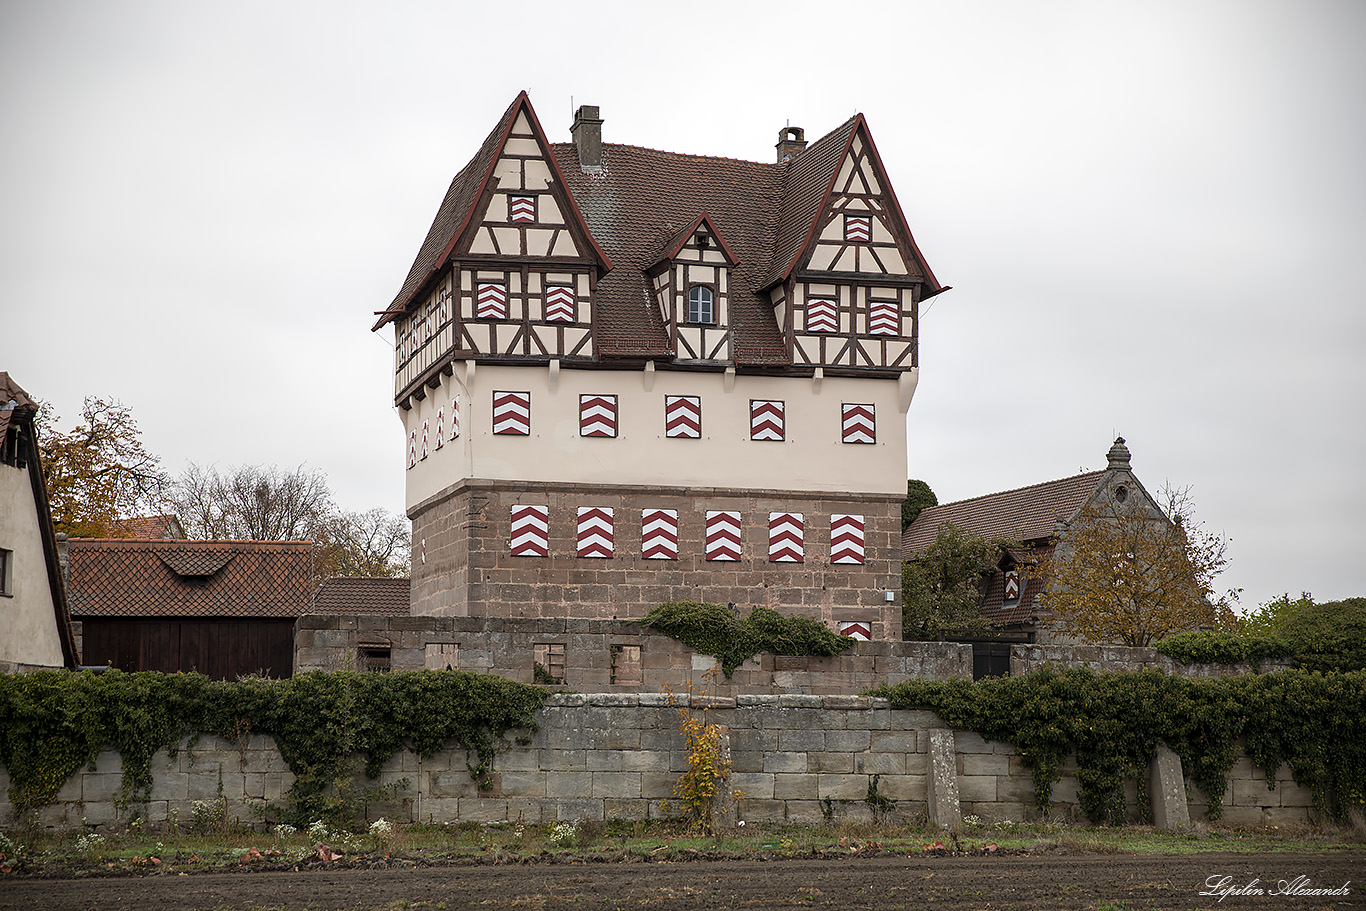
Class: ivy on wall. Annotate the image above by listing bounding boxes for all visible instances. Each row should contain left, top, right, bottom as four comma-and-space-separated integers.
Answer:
0, 670, 545, 825
872, 667, 1366, 823
641, 602, 854, 676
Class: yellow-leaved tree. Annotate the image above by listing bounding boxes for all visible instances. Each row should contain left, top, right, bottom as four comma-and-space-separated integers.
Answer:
1038, 485, 1237, 646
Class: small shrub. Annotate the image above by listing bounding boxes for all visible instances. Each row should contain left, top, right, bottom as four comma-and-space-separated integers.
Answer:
642, 602, 853, 676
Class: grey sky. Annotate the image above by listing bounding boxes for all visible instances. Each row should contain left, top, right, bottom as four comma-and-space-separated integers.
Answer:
2, 0, 1361, 610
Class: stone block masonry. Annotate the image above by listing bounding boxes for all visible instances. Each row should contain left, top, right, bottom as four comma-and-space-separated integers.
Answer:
0, 698, 1318, 832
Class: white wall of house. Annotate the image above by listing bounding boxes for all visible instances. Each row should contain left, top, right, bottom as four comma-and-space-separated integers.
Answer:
0, 461, 64, 669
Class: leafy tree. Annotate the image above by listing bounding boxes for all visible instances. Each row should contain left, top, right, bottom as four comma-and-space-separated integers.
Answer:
1240, 591, 1315, 636
1038, 485, 1237, 647
902, 479, 938, 530
902, 521, 1008, 640
1263, 595, 1366, 672
36, 397, 169, 537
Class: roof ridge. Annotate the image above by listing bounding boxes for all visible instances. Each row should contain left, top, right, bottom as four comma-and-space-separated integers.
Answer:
925, 470, 1107, 511
551, 140, 779, 169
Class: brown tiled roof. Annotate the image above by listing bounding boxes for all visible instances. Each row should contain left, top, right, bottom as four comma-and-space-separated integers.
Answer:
902, 471, 1105, 558
82, 514, 186, 540
67, 539, 313, 618
311, 577, 410, 616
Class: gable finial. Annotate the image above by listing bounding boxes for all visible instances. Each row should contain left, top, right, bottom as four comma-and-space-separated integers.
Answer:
1106, 436, 1131, 470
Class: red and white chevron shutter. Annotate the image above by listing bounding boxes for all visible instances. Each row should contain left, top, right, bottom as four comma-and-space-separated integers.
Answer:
841, 403, 876, 444
845, 214, 872, 242
641, 509, 679, 560
510, 505, 549, 557
838, 621, 871, 641
830, 514, 866, 564
420, 420, 430, 460
545, 285, 575, 323
869, 301, 899, 336
806, 298, 838, 333
451, 395, 461, 440
476, 282, 508, 319
768, 512, 804, 563
492, 391, 531, 435
749, 400, 785, 441
705, 510, 741, 561
665, 395, 701, 438
1005, 568, 1020, 601
579, 394, 617, 437
434, 408, 444, 449
408, 430, 417, 469
508, 195, 536, 223
576, 507, 614, 558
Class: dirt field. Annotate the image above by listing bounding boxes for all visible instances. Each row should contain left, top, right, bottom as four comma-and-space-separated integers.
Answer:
1, 851, 1359, 911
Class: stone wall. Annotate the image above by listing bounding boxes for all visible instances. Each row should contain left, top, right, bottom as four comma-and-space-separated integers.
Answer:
409, 479, 904, 640
1, 696, 1318, 832
1009, 644, 1293, 677
293, 615, 973, 695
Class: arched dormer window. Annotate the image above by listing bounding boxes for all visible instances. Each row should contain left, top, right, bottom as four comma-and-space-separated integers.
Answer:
687, 285, 715, 324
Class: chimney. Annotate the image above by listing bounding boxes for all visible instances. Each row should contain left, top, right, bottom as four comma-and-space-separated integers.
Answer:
571, 104, 603, 171
776, 126, 807, 164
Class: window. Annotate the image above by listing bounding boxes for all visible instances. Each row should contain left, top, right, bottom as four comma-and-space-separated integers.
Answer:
358, 646, 391, 672
611, 645, 642, 686
534, 643, 565, 684
687, 285, 714, 324
425, 643, 458, 670
0, 548, 11, 596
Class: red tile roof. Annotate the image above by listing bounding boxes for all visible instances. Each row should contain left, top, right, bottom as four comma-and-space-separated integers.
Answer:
311, 576, 410, 616
67, 539, 313, 618
902, 471, 1104, 559
82, 514, 186, 540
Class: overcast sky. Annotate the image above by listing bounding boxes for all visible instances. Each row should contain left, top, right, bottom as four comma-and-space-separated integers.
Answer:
2, 1, 1361, 610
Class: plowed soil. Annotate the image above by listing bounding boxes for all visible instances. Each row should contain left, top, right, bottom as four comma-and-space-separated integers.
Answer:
1, 852, 1359, 910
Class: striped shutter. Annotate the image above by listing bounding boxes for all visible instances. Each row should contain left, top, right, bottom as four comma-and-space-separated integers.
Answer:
509, 505, 549, 557
576, 507, 614, 558
509, 195, 536, 223
545, 285, 575, 323
705, 510, 741, 561
434, 408, 444, 449
420, 419, 430, 460
641, 509, 679, 560
805, 298, 837, 333
768, 512, 804, 563
749, 400, 785, 441
476, 282, 508, 319
869, 301, 899, 336
492, 391, 531, 435
1004, 569, 1020, 601
844, 214, 872, 242
838, 621, 871, 641
451, 395, 461, 440
841, 403, 875, 444
830, 514, 866, 564
579, 394, 617, 437
408, 430, 417, 469
665, 395, 701, 438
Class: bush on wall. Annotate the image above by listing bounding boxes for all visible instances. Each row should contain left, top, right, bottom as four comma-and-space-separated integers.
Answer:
0, 669, 546, 825
641, 601, 854, 676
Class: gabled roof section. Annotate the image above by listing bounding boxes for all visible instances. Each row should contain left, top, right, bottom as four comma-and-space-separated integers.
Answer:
650, 213, 740, 269
902, 471, 1105, 558
312, 576, 410, 616
374, 92, 610, 330
67, 539, 313, 618
762, 115, 944, 295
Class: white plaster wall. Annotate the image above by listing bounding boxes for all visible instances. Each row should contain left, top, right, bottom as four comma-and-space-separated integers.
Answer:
0, 463, 64, 668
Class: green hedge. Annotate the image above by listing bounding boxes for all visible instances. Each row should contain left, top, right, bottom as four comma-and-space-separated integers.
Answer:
872, 667, 1366, 823
641, 601, 854, 676
0, 669, 546, 825
1154, 630, 1293, 665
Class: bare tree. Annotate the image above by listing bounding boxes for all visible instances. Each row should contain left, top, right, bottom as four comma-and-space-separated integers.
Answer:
315, 507, 411, 578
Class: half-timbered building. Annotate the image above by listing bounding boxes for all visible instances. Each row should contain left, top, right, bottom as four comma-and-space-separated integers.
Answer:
377, 94, 948, 640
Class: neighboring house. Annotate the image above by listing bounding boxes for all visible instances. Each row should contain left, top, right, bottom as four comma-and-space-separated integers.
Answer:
0, 373, 80, 672
66, 539, 311, 679
86, 514, 186, 540
308, 576, 411, 672
378, 93, 948, 641
902, 438, 1162, 657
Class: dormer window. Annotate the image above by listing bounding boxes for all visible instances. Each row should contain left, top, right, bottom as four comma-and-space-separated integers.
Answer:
687, 285, 715, 324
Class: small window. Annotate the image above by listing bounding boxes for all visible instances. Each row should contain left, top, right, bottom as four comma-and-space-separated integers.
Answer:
1115, 485, 1129, 503
534, 643, 566, 684
358, 646, 391, 673
425, 643, 458, 670
687, 286, 714, 324
610, 645, 642, 686
0, 548, 12, 596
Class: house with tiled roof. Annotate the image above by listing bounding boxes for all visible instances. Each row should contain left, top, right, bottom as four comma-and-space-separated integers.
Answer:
0, 373, 80, 672
378, 93, 948, 640
311, 576, 410, 617
902, 438, 1164, 654
66, 539, 312, 679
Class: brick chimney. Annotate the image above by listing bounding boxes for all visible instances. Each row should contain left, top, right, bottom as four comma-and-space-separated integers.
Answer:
571, 104, 603, 171
776, 126, 807, 164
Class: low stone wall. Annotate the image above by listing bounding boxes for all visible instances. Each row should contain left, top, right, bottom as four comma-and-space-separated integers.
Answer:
294, 615, 974, 695
1, 696, 1317, 832
1009, 644, 1291, 677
